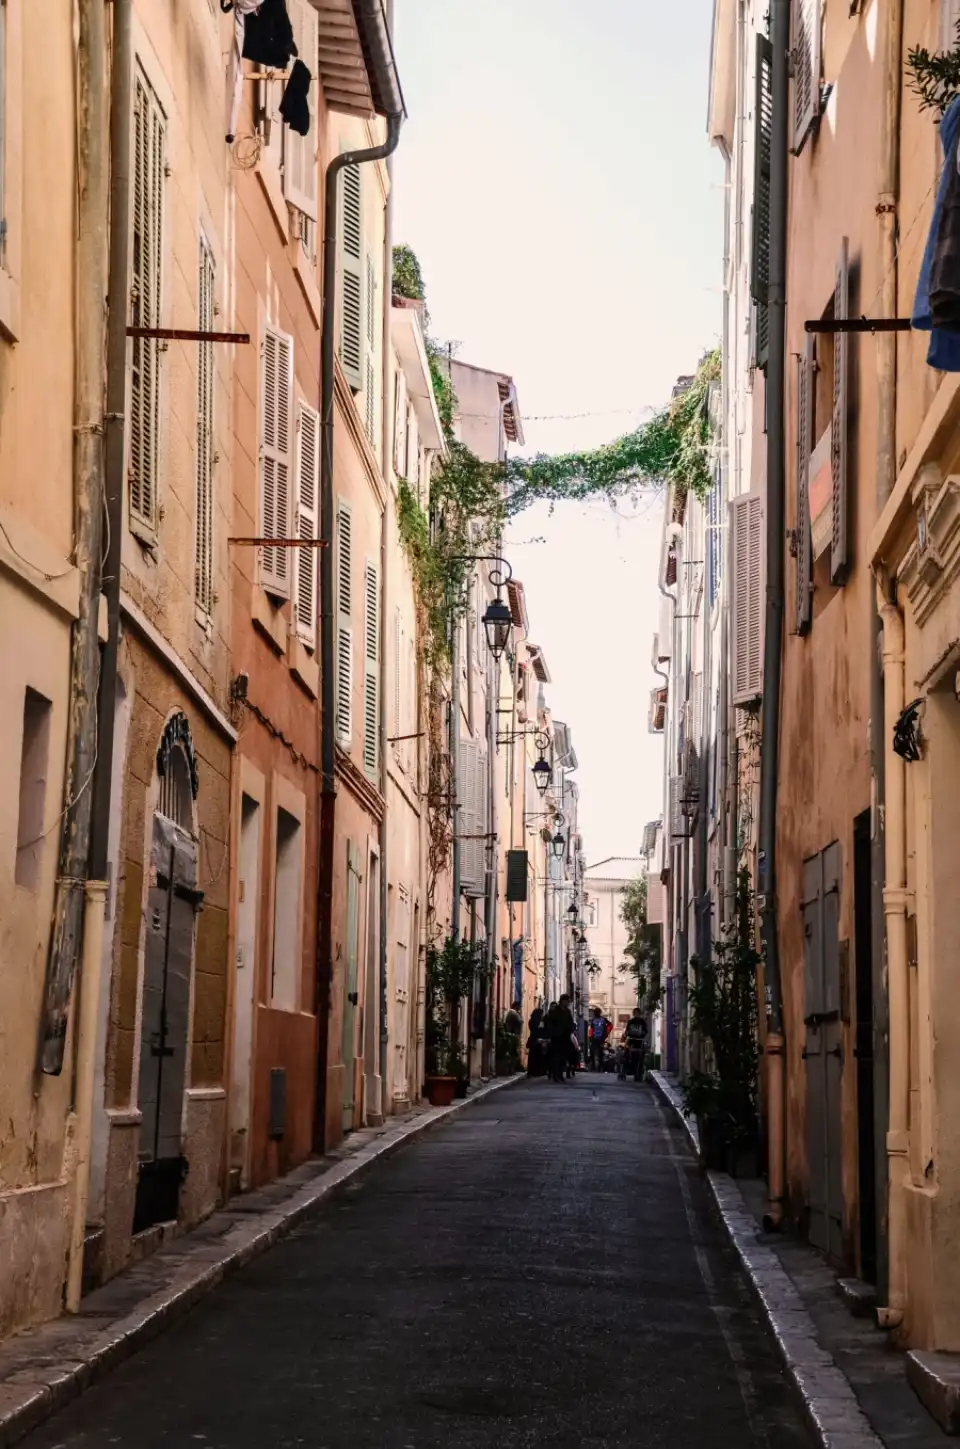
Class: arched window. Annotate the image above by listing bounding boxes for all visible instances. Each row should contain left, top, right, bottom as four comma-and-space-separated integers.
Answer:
156, 713, 199, 833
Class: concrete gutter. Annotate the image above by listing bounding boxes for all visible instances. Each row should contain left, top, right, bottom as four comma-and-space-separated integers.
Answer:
650, 1071, 885, 1449
0, 1077, 522, 1447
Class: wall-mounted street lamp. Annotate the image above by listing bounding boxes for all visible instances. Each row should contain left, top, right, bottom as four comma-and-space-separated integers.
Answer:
532, 755, 552, 796
552, 829, 566, 861
452, 553, 515, 663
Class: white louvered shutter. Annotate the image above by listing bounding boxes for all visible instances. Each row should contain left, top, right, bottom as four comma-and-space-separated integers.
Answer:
831, 238, 850, 585
335, 501, 353, 745
393, 605, 402, 747
730, 493, 764, 705
283, 0, 318, 220
295, 401, 319, 644
259, 324, 293, 597
796, 339, 814, 632
393, 369, 407, 475
338, 163, 363, 390
195, 236, 216, 614
458, 738, 475, 895
130, 74, 166, 532
364, 253, 377, 446
363, 559, 380, 777
792, 0, 822, 155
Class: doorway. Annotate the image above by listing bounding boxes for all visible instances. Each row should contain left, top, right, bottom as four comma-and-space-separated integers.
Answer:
341, 842, 362, 1133
802, 843, 844, 1261
134, 808, 202, 1232
230, 793, 261, 1189
853, 811, 877, 1283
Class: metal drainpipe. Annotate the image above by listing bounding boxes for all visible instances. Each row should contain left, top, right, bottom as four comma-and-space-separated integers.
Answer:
377, 23, 396, 1120
716, 141, 733, 931
316, 93, 403, 1149
757, 0, 790, 1232
40, 0, 110, 1074
874, 0, 904, 1324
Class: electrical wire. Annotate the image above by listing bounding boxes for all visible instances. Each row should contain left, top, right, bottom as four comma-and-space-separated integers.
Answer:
0, 517, 76, 583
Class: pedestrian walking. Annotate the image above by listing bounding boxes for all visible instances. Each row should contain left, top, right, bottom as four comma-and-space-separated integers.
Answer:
526, 1006, 546, 1077
620, 1007, 648, 1082
588, 1006, 611, 1072
545, 995, 576, 1082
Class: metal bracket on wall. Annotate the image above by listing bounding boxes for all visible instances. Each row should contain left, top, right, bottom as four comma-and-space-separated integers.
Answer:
804, 318, 912, 334
127, 326, 251, 344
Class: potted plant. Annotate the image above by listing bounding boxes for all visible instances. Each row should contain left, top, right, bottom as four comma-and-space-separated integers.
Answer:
423, 1008, 455, 1107
495, 1012, 522, 1077
423, 934, 489, 1104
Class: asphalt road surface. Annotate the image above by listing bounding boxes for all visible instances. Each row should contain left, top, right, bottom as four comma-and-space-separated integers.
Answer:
25, 1077, 814, 1449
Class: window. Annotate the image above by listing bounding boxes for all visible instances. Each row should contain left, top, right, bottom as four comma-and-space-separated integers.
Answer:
730, 492, 763, 704
259, 323, 293, 598
158, 742, 194, 829
130, 71, 166, 533
271, 806, 303, 1011
195, 236, 215, 614
15, 687, 52, 891
792, 0, 822, 155
364, 253, 377, 447
335, 500, 353, 745
283, 0, 318, 221
363, 559, 380, 776
294, 401, 319, 645
796, 340, 814, 634
0, 0, 7, 271
393, 369, 406, 475
751, 35, 772, 371
338, 162, 363, 390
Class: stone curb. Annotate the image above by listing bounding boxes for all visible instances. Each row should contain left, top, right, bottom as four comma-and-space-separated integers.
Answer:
649, 1071, 885, 1449
0, 1076, 522, 1449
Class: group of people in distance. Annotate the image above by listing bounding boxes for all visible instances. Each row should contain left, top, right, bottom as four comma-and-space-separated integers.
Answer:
525, 999, 648, 1084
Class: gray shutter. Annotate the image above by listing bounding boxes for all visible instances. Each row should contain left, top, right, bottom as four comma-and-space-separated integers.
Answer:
130, 75, 165, 532
796, 339, 814, 633
751, 35, 773, 371
830, 238, 850, 585
363, 559, 380, 776
730, 493, 764, 704
792, 0, 822, 155
364, 253, 377, 445
335, 501, 353, 745
338, 162, 363, 390
295, 401, 319, 644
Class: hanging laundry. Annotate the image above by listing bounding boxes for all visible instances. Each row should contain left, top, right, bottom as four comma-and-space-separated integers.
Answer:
912, 94, 960, 370
243, 0, 297, 70
280, 59, 311, 137
226, 0, 262, 142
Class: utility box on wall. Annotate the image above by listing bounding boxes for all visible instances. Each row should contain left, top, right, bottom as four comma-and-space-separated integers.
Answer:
506, 850, 528, 902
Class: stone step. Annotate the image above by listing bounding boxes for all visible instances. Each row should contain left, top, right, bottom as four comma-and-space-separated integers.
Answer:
907, 1350, 960, 1434
836, 1276, 878, 1319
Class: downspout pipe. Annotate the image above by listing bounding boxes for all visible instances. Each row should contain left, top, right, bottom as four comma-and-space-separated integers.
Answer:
876, 586, 908, 1330
757, 0, 790, 1231
873, 0, 904, 1320
316, 53, 403, 1147
90, 0, 131, 887
41, 0, 109, 1075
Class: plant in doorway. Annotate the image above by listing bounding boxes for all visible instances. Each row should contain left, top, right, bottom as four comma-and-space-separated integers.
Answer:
495, 1012, 522, 1077
680, 870, 760, 1176
423, 935, 488, 1107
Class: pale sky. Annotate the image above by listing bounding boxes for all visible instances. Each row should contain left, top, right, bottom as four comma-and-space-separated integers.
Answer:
393, 0, 723, 859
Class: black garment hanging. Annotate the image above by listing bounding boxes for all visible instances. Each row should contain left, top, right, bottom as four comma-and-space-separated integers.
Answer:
930, 144, 960, 331
279, 59, 311, 137
243, 0, 296, 70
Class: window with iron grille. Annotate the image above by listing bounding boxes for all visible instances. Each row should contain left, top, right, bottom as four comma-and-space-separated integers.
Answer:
195, 236, 215, 614
130, 71, 166, 533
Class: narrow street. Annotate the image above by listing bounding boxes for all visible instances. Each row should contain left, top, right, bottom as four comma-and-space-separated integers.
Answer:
22, 1081, 813, 1449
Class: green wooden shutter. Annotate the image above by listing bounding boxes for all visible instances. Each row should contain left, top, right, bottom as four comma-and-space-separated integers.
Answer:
830, 238, 850, 585
751, 36, 773, 371
338, 162, 363, 390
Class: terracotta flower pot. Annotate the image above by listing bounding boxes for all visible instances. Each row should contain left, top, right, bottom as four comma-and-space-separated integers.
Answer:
424, 1075, 456, 1108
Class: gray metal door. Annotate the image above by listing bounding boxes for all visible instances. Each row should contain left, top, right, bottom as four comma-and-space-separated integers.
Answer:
135, 813, 201, 1230
803, 843, 844, 1260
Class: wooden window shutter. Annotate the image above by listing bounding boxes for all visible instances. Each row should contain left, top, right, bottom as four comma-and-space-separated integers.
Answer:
335, 501, 353, 745
795, 338, 814, 633
668, 775, 685, 844
458, 738, 477, 895
338, 163, 363, 390
393, 369, 407, 475
295, 401, 319, 644
792, 0, 822, 155
130, 74, 166, 532
195, 237, 216, 614
730, 492, 764, 704
831, 237, 850, 585
283, 0, 318, 220
259, 324, 293, 597
363, 559, 380, 776
751, 35, 773, 370
393, 605, 402, 743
